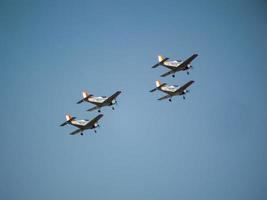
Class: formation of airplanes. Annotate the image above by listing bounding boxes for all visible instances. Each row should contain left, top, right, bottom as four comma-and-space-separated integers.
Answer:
60, 53, 198, 135
60, 90, 122, 135
150, 53, 198, 102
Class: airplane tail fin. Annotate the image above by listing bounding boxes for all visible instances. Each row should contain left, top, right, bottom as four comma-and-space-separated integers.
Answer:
66, 114, 73, 121
150, 80, 166, 92
82, 91, 90, 98
77, 91, 92, 104
158, 55, 165, 62
60, 114, 76, 126
156, 80, 161, 87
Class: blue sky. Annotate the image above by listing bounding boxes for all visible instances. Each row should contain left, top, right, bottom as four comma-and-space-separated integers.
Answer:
1, 0, 267, 199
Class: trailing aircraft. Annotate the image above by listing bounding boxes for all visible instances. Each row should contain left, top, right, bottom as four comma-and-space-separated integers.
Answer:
60, 114, 104, 135
152, 54, 198, 77
150, 80, 194, 101
77, 91, 121, 112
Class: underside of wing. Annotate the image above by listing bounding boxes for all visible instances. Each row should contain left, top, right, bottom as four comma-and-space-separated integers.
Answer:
158, 94, 171, 101
69, 129, 81, 135
183, 54, 198, 65
87, 105, 100, 112
85, 114, 104, 129
178, 54, 198, 70
103, 91, 121, 105
177, 80, 195, 94
160, 70, 174, 77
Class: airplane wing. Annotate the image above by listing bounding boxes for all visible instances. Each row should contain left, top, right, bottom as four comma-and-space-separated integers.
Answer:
160, 70, 175, 77
152, 57, 169, 68
87, 106, 100, 112
182, 54, 198, 66
85, 114, 104, 129
176, 80, 195, 94
69, 128, 81, 135
158, 94, 171, 101
177, 54, 198, 70
103, 91, 121, 105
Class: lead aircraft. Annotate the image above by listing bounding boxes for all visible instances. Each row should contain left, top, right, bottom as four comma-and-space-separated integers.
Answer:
77, 91, 121, 112
152, 54, 198, 77
60, 114, 104, 135
150, 80, 194, 101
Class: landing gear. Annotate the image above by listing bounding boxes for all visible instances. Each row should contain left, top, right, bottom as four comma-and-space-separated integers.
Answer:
81, 132, 84, 136
183, 96, 185, 100
112, 106, 115, 110
94, 129, 97, 133
169, 98, 172, 102
98, 109, 101, 113
187, 71, 190, 75
172, 74, 175, 78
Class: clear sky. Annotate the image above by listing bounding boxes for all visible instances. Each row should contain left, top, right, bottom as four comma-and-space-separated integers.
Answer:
1, 0, 267, 199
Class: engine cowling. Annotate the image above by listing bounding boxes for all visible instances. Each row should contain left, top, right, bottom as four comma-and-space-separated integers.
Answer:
112, 99, 116, 105
94, 123, 99, 128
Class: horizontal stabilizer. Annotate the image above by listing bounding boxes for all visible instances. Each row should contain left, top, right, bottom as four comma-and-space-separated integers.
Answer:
77, 97, 87, 104
77, 98, 85, 104
60, 116, 76, 126
76, 94, 93, 104
152, 57, 169, 68
149, 83, 166, 92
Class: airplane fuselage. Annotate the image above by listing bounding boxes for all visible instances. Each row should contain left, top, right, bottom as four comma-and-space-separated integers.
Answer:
70, 119, 89, 129
163, 60, 189, 71
159, 85, 184, 96
70, 119, 98, 130
86, 96, 116, 106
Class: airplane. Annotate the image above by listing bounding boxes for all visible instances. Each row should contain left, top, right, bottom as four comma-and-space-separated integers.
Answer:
150, 80, 195, 102
60, 114, 104, 135
151, 53, 198, 77
77, 90, 122, 112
